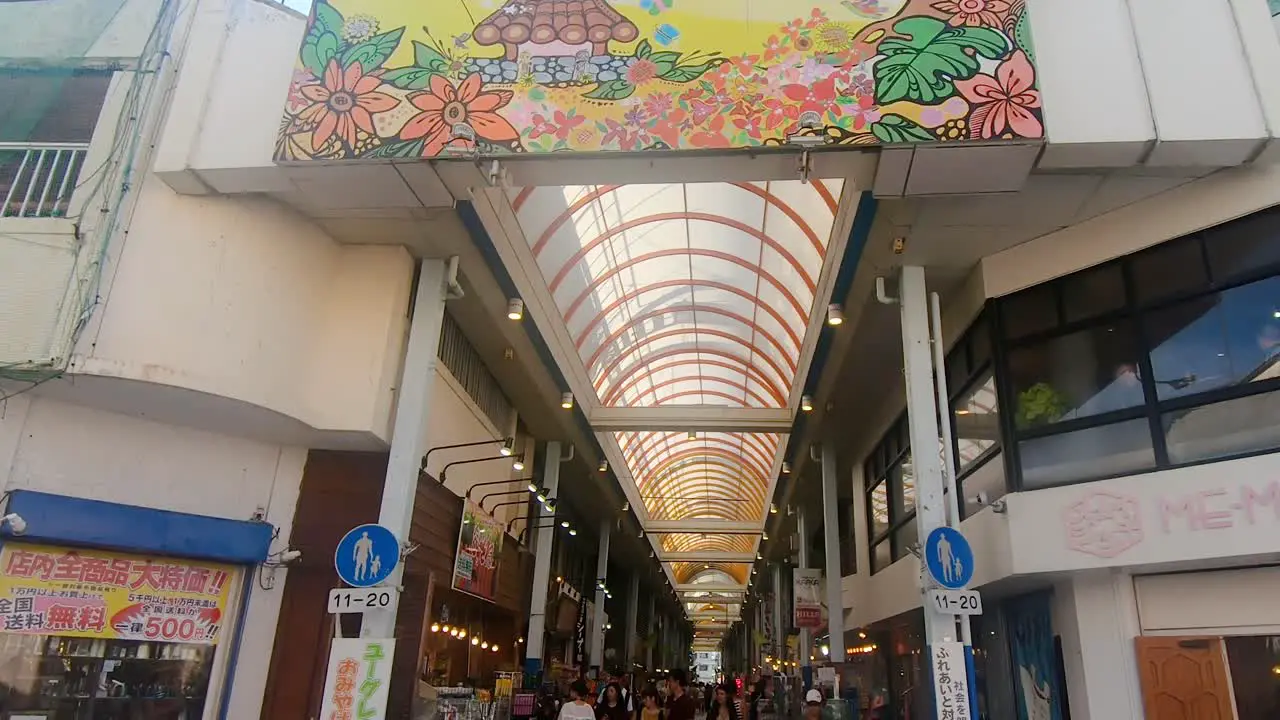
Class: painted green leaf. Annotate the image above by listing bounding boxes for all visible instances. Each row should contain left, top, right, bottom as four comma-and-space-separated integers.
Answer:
874, 16, 1008, 105
301, 31, 340, 77
313, 1, 344, 36
340, 27, 405, 73
1014, 11, 1035, 65
649, 51, 680, 75
663, 61, 719, 83
364, 138, 426, 158
412, 40, 449, 72
583, 79, 636, 100
635, 39, 653, 59
870, 114, 935, 144
383, 66, 438, 90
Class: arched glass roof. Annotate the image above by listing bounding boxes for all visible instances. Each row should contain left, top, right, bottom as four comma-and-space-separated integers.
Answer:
505, 178, 850, 645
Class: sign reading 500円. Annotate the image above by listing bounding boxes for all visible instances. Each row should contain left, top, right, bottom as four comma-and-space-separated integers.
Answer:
0, 543, 235, 644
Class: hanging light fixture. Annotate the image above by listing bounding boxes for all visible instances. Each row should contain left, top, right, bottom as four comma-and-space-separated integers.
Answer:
762, 531, 769, 541
560, 520, 570, 528
826, 303, 845, 326
560, 392, 574, 409
458, 629, 467, 639
512, 455, 526, 471
528, 481, 539, 493
431, 623, 440, 633
491, 644, 499, 653
507, 298, 525, 321
472, 637, 480, 646
769, 503, 778, 514
501, 437, 515, 456
441, 625, 451, 634
782, 461, 791, 475
599, 460, 608, 472
800, 395, 814, 412
568, 528, 578, 536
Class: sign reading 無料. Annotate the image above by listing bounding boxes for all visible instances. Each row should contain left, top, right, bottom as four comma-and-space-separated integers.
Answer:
452, 500, 503, 602
930, 642, 972, 720
0, 543, 233, 644
320, 637, 395, 720
793, 568, 824, 629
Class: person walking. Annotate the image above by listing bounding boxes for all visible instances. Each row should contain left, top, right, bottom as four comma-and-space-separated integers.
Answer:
665, 670, 697, 720
597, 683, 631, 720
709, 684, 742, 720
560, 681, 598, 720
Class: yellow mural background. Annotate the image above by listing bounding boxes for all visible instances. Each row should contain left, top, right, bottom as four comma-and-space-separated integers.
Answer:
277, 0, 1044, 159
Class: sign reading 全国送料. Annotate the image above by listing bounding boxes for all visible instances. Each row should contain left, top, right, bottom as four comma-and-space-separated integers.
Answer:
0, 542, 234, 644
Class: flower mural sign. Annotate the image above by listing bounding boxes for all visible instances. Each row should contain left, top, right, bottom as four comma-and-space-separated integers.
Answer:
276, 0, 1043, 160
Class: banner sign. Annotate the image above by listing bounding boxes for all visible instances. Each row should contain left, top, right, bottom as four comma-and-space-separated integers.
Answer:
793, 568, 824, 629
573, 596, 587, 668
320, 637, 395, 720
0, 542, 234, 644
451, 500, 504, 602
930, 642, 972, 720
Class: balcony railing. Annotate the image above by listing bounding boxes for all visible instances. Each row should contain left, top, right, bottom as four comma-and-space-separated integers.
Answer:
1, 142, 89, 219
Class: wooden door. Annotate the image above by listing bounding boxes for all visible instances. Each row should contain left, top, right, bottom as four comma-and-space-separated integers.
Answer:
1135, 636, 1236, 720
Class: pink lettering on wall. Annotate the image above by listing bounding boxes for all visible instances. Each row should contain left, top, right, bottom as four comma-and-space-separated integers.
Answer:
1063, 491, 1144, 559
1159, 481, 1280, 534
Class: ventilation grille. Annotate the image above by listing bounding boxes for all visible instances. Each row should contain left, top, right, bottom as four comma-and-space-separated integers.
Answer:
437, 311, 513, 432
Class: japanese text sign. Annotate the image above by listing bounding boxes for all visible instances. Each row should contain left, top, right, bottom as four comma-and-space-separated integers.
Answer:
452, 500, 503, 602
930, 642, 972, 720
0, 543, 234, 644
793, 568, 824, 629
320, 637, 395, 720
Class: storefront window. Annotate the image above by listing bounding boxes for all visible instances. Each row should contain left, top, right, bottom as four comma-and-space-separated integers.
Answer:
1223, 636, 1280, 719
996, 205, 1280, 488
0, 543, 234, 719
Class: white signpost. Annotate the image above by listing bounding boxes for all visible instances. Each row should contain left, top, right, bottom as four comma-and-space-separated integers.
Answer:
930, 641, 972, 720
319, 637, 396, 720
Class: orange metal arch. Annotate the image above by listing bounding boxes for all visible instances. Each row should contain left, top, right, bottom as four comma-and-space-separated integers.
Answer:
732, 182, 826, 257
649, 498, 757, 522
676, 563, 748, 584
620, 437, 779, 484
649, 389, 749, 407
617, 373, 776, 410
574, 278, 805, 356
638, 468, 769, 504
662, 535, 754, 553
603, 354, 788, 407
621, 434, 777, 479
528, 184, 622, 255
813, 179, 839, 214
635, 449, 771, 494
580, 300, 799, 375
564, 246, 813, 329
596, 330, 793, 396
548, 212, 815, 294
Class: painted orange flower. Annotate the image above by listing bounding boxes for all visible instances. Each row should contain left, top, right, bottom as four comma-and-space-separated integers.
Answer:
955, 50, 1042, 139
297, 59, 398, 151
402, 74, 518, 156
932, 0, 1010, 26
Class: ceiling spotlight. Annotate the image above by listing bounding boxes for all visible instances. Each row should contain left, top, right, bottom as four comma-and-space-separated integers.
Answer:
638, 529, 645, 539
507, 298, 525, 321
762, 531, 769, 541
535, 491, 548, 504
569, 528, 577, 536
561, 392, 574, 410
782, 461, 791, 475
756, 553, 762, 560
687, 430, 697, 440
528, 482, 539, 493
513, 457, 526, 471
561, 520, 570, 528
599, 460, 609, 472
501, 437, 515, 456
770, 503, 778, 515
826, 303, 845, 327
544, 500, 557, 513
800, 395, 814, 412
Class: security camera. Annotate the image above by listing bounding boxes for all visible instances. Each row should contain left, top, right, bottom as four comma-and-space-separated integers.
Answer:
2, 513, 27, 535
279, 549, 302, 564
990, 498, 1008, 514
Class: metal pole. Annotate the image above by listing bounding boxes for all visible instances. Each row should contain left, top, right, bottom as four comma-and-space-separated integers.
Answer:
524, 441, 562, 675
771, 563, 783, 663
590, 517, 611, 675
796, 510, 811, 670
625, 573, 639, 671
820, 445, 845, 663
899, 267, 957, 646
930, 291, 972, 648
362, 260, 449, 640
646, 590, 656, 670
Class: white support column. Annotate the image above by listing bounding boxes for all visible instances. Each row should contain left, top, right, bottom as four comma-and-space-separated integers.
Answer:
625, 573, 639, 671
363, 259, 449, 640
590, 517, 611, 675
771, 563, 784, 661
820, 445, 845, 663
796, 510, 811, 669
525, 441, 562, 674
898, 265, 955, 647
1054, 573, 1144, 720
646, 591, 656, 670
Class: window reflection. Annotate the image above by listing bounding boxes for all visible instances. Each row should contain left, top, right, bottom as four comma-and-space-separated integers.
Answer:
1019, 418, 1155, 489
869, 480, 889, 538
954, 373, 999, 473
1008, 322, 1144, 429
1164, 391, 1280, 464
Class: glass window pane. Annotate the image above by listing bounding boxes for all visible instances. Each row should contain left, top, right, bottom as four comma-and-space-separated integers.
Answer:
871, 539, 891, 574
1164, 389, 1280, 464
1019, 418, 1156, 489
1205, 208, 1280, 285
954, 372, 1000, 474
946, 346, 969, 398
958, 452, 1005, 519
1062, 264, 1125, 323
970, 316, 992, 369
1008, 321, 1145, 429
1131, 236, 1208, 304
1224, 635, 1280, 720
890, 455, 915, 518
1001, 284, 1058, 340
892, 515, 918, 562
868, 480, 890, 538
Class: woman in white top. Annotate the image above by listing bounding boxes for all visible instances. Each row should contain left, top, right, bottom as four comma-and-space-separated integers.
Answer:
559, 681, 598, 720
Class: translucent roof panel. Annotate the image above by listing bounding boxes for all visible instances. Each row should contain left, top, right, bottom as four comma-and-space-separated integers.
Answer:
511, 180, 843, 408
673, 563, 750, 585
656, 533, 754, 554
618, 431, 781, 522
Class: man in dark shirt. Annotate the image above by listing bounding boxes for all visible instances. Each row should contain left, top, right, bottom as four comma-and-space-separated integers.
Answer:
665, 669, 697, 720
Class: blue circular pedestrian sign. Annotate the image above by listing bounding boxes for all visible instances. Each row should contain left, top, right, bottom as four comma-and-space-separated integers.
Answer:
924, 527, 974, 590
334, 524, 399, 588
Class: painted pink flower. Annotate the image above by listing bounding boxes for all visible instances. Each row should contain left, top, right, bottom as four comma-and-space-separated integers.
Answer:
642, 94, 673, 118
932, 0, 1010, 27
763, 35, 787, 62
733, 54, 761, 77
529, 110, 586, 141
955, 50, 1042, 139
296, 59, 398, 151
761, 98, 799, 130
845, 94, 881, 130
782, 77, 839, 118
402, 73, 518, 155
626, 59, 660, 84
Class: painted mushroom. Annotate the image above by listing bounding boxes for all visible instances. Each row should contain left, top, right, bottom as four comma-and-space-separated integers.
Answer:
473, 0, 641, 60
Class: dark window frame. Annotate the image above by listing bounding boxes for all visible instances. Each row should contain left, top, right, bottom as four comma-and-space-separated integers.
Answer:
994, 206, 1280, 490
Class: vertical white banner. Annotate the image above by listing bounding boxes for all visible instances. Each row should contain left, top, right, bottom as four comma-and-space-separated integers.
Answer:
792, 568, 824, 628
321, 637, 397, 720
930, 641, 971, 720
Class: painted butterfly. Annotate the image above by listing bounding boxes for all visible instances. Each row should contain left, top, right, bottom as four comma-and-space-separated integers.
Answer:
654, 23, 680, 47
640, 0, 673, 15
841, 0, 889, 19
